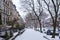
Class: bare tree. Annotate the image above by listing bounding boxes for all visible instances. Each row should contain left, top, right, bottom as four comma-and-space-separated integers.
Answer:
31, 0, 43, 32
25, 13, 34, 28
43, 0, 60, 38
20, 0, 44, 33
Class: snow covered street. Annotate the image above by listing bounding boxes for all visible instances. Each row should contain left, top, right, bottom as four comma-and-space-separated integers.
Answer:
14, 28, 60, 40
0, 28, 60, 40
15, 29, 48, 40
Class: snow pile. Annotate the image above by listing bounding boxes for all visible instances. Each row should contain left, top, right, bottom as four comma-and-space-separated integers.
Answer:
9, 32, 18, 40
44, 35, 60, 40
14, 32, 18, 36
15, 29, 47, 40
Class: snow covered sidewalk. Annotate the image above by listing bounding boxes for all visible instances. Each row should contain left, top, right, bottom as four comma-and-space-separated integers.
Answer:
15, 29, 48, 40
43, 35, 60, 40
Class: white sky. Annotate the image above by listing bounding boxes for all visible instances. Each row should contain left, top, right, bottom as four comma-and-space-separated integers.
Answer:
12, 0, 50, 20
12, 0, 27, 19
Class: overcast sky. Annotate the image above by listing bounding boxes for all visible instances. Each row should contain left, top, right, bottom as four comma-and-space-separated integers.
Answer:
12, 0, 51, 20
12, 0, 27, 19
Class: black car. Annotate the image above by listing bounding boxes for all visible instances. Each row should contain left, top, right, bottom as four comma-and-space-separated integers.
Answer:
47, 29, 59, 36
47, 30, 51, 35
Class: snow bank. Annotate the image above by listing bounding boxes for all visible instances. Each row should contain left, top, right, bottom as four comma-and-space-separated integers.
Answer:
14, 32, 18, 36
44, 35, 60, 40
9, 32, 18, 40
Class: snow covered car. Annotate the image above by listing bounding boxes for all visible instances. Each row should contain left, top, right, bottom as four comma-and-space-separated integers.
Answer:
0, 29, 11, 38
35, 28, 48, 33
0, 29, 6, 37
42, 28, 48, 34
0, 37, 5, 40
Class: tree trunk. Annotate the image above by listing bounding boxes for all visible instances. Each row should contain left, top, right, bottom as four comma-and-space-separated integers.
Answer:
52, 16, 57, 38
52, 22, 56, 38
39, 19, 42, 33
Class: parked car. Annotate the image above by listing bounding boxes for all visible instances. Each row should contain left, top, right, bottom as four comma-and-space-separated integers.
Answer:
0, 37, 5, 40
36, 29, 40, 32
35, 28, 48, 33
0, 28, 11, 38
12, 28, 18, 33
35, 28, 40, 32
47, 29, 59, 36
0, 29, 6, 37
47, 30, 51, 35
42, 28, 48, 34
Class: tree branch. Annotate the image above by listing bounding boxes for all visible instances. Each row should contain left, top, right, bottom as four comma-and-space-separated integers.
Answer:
56, 0, 60, 13
51, 0, 56, 13
37, 0, 43, 17
43, 0, 54, 21
31, 0, 39, 18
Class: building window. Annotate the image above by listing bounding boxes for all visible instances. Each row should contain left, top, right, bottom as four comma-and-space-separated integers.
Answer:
4, 6, 5, 12
0, 3, 1, 9
6, 8, 7, 14
0, 13, 2, 24
3, 0, 5, 2
3, 17, 5, 24
0, 13, 1, 20
6, 8, 9, 15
